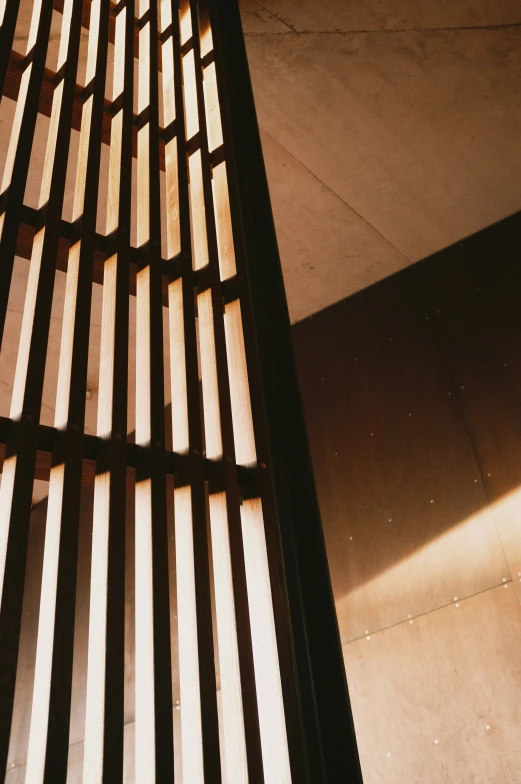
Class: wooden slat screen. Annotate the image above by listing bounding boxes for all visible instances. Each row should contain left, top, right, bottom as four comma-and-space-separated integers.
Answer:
0, 0, 361, 781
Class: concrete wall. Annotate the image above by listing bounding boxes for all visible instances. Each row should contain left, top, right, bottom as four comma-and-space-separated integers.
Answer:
292, 213, 521, 783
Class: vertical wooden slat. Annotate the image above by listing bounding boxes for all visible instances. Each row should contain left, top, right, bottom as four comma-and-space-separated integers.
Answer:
0, 0, 21, 97
0, 1, 86, 779
188, 149, 209, 270
188, 2, 265, 781
183, 48, 199, 141
23, 0, 112, 781
197, 288, 222, 460
173, 484, 206, 780
82, 0, 134, 780
0, 0, 54, 350
134, 0, 174, 780
223, 299, 256, 468
240, 498, 292, 784
165, 1, 221, 780
208, 492, 248, 783
211, 161, 236, 281
179, 0, 192, 45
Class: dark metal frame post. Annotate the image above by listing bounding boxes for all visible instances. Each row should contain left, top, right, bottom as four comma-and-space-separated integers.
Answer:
207, 1, 364, 780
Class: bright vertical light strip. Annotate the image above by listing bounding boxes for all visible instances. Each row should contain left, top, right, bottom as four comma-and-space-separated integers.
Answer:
175, 486, 204, 783
0, 0, 44, 197
197, 289, 222, 460
135, 2, 156, 781
188, 151, 209, 270
164, 139, 180, 258
135, 478, 156, 783
182, 49, 199, 140
200, 19, 214, 59
24, 465, 64, 784
241, 499, 292, 783
1, 63, 33, 195
209, 493, 248, 783
135, 6, 151, 444
202, 63, 223, 152
179, 0, 192, 44
168, 279, 189, 453
211, 162, 236, 280
83, 471, 110, 784
224, 300, 256, 467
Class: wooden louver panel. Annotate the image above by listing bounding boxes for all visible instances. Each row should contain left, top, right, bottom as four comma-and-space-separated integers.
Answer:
0, 0, 362, 782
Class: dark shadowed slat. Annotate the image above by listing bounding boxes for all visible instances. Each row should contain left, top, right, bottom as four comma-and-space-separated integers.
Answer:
23, 1, 112, 781
0, 0, 21, 97
134, 0, 174, 779
0, 415, 259, 498
82, 0, 134, 780
188, 2, 265, 781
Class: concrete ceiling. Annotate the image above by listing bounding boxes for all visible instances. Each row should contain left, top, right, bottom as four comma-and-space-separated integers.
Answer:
240, 0, 521, 320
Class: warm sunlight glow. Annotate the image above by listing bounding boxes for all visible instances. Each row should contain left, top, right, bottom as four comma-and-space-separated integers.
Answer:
135, 478, 156, 783
209, 493, 248, 783
241, 499, 292, 784
336, 486, 521, 643
175, 486, 204, 784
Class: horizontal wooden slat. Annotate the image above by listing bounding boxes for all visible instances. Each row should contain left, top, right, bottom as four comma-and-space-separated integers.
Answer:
14, 205, 238, 304
0, 417, 259, 497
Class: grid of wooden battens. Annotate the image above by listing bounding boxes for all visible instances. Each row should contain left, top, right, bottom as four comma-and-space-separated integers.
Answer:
0, 0, 304, 782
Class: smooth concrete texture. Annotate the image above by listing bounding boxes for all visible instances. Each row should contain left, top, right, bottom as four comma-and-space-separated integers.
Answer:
242, 0, 521, 33
292, 218, 521, 783
241, 0, 521, 320
343, 584, 521, 784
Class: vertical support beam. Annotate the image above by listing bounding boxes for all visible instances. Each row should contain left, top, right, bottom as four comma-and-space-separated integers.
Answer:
83, 0, 134, 780
0, 0, 21, 97
207, 0, 364, 781
165, 1, 221, 780
134, 1, 174, 780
